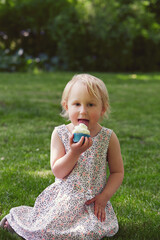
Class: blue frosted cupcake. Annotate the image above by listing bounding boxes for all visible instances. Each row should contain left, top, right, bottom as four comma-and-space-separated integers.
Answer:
73, 123, 90, 143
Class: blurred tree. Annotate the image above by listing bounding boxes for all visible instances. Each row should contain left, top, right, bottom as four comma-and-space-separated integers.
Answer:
0, 0, 160, 71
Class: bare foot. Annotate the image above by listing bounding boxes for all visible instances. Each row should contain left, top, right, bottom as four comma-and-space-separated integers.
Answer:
3, 220, 15, 233
4, 220, 9, 229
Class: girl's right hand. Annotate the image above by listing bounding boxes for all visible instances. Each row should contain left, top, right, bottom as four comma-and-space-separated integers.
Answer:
69, 134, 92, 156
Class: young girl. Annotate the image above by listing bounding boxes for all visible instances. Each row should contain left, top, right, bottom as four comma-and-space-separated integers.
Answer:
0, 73, 124, 239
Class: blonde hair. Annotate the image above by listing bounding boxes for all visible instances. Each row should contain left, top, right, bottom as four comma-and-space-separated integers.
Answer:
61, 73, 110, 119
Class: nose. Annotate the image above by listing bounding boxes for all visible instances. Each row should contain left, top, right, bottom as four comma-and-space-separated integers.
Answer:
80, 105, 87, 114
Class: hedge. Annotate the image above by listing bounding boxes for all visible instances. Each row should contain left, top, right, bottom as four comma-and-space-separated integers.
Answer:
0, 0, 160, 72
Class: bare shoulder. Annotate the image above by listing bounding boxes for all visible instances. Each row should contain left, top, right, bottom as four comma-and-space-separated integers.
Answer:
51, 128, 65, 151
109, 131, 121, 150
51, 128, 61, 141
50, 128, 66, 168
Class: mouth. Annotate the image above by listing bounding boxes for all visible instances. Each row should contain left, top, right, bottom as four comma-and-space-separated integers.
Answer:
78, 119, 89, 126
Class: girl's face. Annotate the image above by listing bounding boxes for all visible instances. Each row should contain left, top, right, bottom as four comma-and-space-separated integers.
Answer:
65, 82, 105, 134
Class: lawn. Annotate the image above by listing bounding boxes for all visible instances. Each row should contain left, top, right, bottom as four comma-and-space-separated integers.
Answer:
0, 72, 159, 240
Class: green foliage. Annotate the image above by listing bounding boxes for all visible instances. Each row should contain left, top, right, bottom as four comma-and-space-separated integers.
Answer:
0, 0, 160, 71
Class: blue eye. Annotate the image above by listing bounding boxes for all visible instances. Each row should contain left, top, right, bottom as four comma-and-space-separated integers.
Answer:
88, 103, 94, 107
75, 103, 80, 106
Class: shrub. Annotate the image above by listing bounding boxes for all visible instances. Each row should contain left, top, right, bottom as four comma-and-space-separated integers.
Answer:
0, 0, 160, 71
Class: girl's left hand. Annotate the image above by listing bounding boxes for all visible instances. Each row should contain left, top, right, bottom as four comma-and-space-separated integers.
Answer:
85, 193, 108, 222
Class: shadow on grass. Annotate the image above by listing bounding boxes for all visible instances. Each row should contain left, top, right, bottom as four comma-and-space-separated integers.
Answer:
102, 220, 160, 240
1, 221, 159, 240
0, 228, 21, 240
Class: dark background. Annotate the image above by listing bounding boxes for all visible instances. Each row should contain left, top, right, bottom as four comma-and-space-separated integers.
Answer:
0, 0, 160, 72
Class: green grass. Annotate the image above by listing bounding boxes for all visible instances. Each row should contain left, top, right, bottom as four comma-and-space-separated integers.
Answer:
0, 72, 160, 240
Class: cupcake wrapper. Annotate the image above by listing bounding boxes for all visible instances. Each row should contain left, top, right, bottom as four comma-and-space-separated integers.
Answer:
73, 133, 90, 143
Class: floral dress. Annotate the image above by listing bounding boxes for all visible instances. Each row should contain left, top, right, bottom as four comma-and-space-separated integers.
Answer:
6, 124, 118, 240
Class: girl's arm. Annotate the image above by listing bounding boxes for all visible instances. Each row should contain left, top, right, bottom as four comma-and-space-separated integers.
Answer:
103, 131, 124, 199
50, 129, 92, 179
86, 131, 124, 222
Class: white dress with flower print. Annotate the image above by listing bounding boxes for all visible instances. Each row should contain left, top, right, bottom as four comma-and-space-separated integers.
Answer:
6, 124, 119, 240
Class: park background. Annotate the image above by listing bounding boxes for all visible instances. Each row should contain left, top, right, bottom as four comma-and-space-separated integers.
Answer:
0, 0, 160, 72
0, 0, 160, 239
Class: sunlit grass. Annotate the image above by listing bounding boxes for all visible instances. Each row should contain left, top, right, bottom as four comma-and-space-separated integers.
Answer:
0, 72, 160, 239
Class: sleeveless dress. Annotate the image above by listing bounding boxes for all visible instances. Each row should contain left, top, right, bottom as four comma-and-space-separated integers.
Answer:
6, 124, 118, 240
